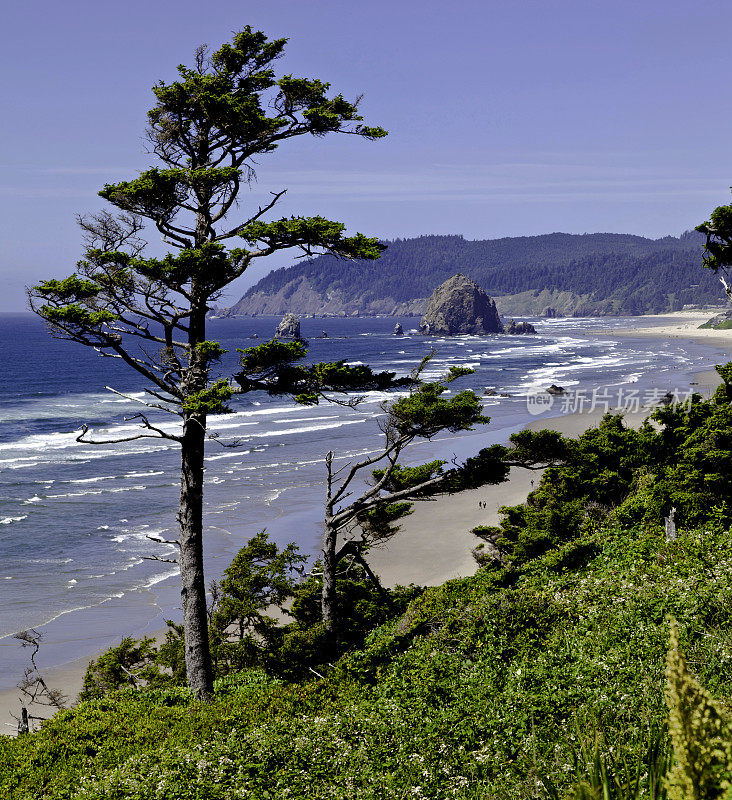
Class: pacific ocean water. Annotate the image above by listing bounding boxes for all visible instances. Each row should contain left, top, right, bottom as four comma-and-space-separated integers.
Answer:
0, 312, 727, 686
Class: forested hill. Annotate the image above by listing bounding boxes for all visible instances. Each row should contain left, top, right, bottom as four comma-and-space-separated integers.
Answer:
226, 230, 724, 317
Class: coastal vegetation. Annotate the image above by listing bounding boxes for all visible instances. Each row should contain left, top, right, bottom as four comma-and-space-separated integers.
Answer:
3, 365, 732, 798
8, 21, 732, 800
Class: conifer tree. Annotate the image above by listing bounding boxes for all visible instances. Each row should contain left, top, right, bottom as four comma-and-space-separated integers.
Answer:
29, 28, 392, 700
697, 201, 732, 300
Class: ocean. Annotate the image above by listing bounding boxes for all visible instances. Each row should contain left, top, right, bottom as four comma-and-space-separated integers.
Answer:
0, 312, 728, 687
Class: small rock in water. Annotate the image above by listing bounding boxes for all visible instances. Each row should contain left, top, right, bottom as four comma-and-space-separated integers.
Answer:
545, 384, 566, 395
274, 313, 301, 340
317, 331, 328, 338
505, 319, 537, 334
393, 323, 404, 335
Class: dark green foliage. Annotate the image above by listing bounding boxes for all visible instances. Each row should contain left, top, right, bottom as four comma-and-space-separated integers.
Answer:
445, 365, 476, 382
281, 560, 423, 678
697, 201, 732, 278
208, 531, 305, 674
237, 230, 719, 315
76, 532, 419, 694
372, 459, 446, 493
387, 382, 488, 437
484, 373, 732, 565
180, 378, 233, 414
235, 338, 412, 404
356, 501, 414, 539
445, 444, 512, 491
239, 217, 386, 261
81, 637, 169, 700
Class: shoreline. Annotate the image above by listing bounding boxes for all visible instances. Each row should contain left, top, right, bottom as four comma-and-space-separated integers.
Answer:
1, 311, 730, 732
369, 310, 731, 591
594, 309, 732, 349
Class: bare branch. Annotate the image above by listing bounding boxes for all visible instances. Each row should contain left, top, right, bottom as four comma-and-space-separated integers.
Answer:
146, 534, 180, 547
105, 386, 180, 415
76, 414, 182, 446
330, 437, 406, 507
142, 554, 179, 564
214, 189, 287, 240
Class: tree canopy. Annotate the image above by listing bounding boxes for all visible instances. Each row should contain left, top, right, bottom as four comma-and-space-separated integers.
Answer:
28, 27, 392, 700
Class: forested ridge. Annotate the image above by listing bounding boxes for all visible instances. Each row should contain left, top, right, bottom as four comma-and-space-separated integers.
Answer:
229, 230, 723, 316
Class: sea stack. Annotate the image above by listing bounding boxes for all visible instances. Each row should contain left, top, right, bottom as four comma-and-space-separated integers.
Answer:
393, 323, 403, 335
274, 313, 301, 340
419, 274, 504, 335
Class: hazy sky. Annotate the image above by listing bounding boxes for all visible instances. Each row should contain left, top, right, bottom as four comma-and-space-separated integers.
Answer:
2, 0, 732, 310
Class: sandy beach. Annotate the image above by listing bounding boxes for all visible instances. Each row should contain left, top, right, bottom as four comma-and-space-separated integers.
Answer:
369, 310, 731, 590
2, 310, 730, 734
598, 309, 732, 349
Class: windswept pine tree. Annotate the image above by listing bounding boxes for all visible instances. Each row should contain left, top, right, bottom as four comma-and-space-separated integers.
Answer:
29, 28, 395, 700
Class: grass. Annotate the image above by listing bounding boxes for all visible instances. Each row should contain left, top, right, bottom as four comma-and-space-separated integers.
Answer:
698, 319, 732, 329
3, 519, 732, 799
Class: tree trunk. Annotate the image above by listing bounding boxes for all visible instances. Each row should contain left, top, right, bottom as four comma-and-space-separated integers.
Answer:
178, 412, 213, 700
321, 519, 339, 639
178, 297, 213, 700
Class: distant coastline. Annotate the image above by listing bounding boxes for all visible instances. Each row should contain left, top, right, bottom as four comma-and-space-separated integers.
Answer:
221, 231, 722, 319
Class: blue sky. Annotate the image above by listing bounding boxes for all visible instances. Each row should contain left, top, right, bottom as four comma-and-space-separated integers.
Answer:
2, 0, 732, 310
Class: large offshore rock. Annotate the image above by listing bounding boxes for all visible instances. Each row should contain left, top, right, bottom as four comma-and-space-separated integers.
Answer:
274, 313, 301, 339
393, 323, 404, 335
419, 274, 504, 335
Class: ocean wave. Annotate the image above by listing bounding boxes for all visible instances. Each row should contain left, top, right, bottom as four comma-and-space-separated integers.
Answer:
111, 527, 167, 544
232, 418, 368, 442
39, 484, 149, 501
145, 568, 179, 588
124, 470, 165, 479
0, 515, 27, 524
0, 438, 172, 470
